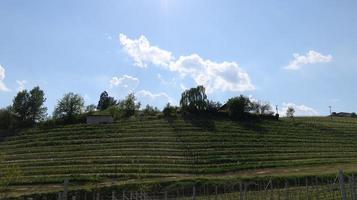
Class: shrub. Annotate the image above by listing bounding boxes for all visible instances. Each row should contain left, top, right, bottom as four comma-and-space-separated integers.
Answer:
163, 103, 178, 118
226, 95, 251, 120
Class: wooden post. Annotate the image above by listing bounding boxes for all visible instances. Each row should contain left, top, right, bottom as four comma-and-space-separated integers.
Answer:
63, 179, 69, 200
239, 182, 243, 200
164, 191, 168, 200
284, 181, 289, 200
305, 178, 310, 200
112, 191, 115, 200
192, 185, 196, 200
351, 174, 356, 200
339, 170, 347, 200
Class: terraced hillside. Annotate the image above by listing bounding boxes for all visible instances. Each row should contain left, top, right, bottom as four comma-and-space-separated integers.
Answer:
1, 116, 357, 193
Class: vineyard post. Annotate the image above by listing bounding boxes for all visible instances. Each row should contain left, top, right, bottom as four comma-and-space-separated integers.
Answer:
339, 170, 347, 200
192, 185, 196, 200
351, 174, 356, 200
284, 181, 289, 200
111, 191, 115, 200
239, 182, 243, 200
305, 178, 310, 200
63, 179, 68, 200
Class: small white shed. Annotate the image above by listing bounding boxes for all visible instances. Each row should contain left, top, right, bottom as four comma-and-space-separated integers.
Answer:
86, 115, 114, 124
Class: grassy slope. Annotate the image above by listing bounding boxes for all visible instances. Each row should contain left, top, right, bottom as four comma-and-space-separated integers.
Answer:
1, 116, 357, 196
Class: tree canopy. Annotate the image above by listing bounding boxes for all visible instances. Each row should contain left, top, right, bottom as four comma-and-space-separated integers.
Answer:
180, 85, 208, 113
53, 92, 84, 122
11, 86, 47, 125
226, 95, 252, 119
97, 91, 117, 111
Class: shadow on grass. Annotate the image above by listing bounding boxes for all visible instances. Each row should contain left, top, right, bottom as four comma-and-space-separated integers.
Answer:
182, 113, 217, 132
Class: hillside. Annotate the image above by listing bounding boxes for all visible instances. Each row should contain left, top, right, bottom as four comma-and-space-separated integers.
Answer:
2, 116, 357, 196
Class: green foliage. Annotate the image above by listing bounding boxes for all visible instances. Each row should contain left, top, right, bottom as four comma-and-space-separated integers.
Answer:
53, 92, 84, 123
118, 93, 140, 118
142, 104, 160, 116
0, 107, 14, 130
85, 104, 97, 114
0, 154, 22, 196
180, 86, 208, 113
97, 91, 117, 111
163, 103, 178, 117
226, 95, 251, 119
286, 106, 295, 118
28, 86, 47, 122
207, 100, 222, 113
11, 86, 47, 126
250, 101, 273, 115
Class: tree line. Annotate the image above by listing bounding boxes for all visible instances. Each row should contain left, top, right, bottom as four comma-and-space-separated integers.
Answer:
0, 85, 288, 131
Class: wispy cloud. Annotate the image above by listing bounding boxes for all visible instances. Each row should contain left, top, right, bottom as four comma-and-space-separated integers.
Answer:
285, 50, 332, 70
0, 65, 10, 92
119, 34, 255, 93
279, 102, 319, 116
16, 80, 27, 91
109, 75, 139, 91
137, 89, 176, 105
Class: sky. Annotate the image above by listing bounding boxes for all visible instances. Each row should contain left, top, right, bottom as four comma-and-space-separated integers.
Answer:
1, 0, 357, 116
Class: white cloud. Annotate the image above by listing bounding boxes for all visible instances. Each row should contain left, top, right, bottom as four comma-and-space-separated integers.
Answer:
136, 90, 175, 104
119, 34, 173, 68
180, 83, 187, 91
157, 73, 176, 85
279, 102, 319, 116
0, 65, 10, 92
119, 34, 255, 93
285, 50, 332, 70
16, 80, 27, 91
109, 75, 139, 91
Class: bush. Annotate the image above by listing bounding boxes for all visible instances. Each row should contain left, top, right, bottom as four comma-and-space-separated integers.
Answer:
0, 107, 15, 130
163, 103, 178, 118
226, 95, 251, 120
142, 105, 160, 116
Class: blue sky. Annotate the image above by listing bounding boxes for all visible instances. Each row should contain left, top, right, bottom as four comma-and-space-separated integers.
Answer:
1, 0, 357, 116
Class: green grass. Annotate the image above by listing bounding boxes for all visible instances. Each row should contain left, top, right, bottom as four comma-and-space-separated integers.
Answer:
2, 116, 357, 197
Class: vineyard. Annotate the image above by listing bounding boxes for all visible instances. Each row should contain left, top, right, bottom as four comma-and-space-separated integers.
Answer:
2, 116, 357, 198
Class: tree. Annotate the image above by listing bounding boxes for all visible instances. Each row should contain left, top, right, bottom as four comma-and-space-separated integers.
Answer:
53, 93, 84, 122
12, 90, 30, 123
226, 95, 252, 119
118, 93, 140, 118
142, 104, 159, 116
28, 86, 47, 122
85, 104, 97, 114
12, 86, 47, 125
207, 100, 222, 113
163, 103, 178, 118
180, 85, 208, 113
286, 106, 295, 119
0, 107, 14, 130
250, 101, 273, 115
97, 91, 117, 111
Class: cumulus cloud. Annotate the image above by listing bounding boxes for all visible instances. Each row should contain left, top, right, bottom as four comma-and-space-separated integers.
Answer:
137, 90, 176, 105
0, 65, 10, 92
109, 75, 139, 91
285, 50, 332, 70
280, 102, 319, 116
119, 34, 255, 93
119, 34, 173, 68
16, 80, 27, 91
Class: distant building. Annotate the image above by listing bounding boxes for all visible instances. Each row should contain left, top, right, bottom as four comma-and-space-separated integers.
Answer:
86, 115, 114, 124
331, 112, 357, 118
